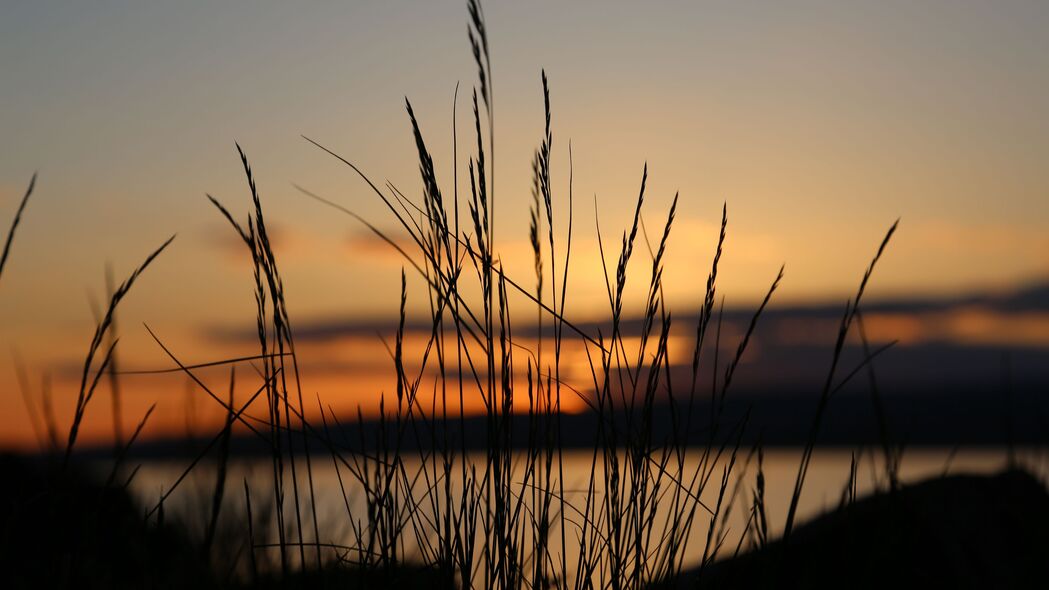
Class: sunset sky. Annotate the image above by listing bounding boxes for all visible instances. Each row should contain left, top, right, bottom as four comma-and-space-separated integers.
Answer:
1, 0, 1047, 448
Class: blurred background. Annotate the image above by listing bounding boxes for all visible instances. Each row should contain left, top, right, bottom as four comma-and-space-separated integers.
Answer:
1, 0, 1047, 448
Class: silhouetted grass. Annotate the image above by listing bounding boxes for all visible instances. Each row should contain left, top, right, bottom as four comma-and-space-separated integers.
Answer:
0, 172, 35, 284
7, 1, 1039, 589
63, 235, 175, 469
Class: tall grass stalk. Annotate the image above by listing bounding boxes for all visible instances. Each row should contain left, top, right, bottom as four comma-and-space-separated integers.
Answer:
23, 1, 906, 587
0, 172, 36, 285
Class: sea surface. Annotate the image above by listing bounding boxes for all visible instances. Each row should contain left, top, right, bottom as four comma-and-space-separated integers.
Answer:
122, 447, 1048, 580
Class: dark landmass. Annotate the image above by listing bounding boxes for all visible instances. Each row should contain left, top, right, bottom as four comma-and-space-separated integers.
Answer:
0, 452, 442, 589
0, 454, 213, 590
77, 385, 1048, 460
682, 469, 1049, 589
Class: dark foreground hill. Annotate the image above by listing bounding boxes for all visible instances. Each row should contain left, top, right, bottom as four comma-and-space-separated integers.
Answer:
0, 454, 213, 590
681, 469, 1049, 589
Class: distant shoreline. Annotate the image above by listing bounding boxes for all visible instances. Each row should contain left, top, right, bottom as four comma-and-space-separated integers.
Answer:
45, 388, 1046, 460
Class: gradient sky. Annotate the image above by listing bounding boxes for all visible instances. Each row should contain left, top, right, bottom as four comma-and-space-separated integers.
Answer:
1, 0, 1047, 447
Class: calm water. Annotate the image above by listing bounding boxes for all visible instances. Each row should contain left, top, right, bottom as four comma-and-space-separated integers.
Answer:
123, 447, 1048, 580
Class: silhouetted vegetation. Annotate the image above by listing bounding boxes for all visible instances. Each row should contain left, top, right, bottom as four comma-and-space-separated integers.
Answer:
2, 1, 1046, 589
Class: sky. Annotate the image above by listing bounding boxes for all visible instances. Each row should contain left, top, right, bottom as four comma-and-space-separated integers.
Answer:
0, 0, 1047, 448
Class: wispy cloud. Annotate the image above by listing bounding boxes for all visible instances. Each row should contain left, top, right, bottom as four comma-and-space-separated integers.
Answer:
199, 222, 294, 261
343, 228, 416, 261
